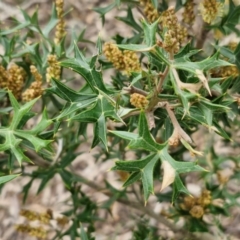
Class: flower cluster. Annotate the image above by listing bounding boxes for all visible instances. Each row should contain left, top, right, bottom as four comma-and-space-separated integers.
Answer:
56, 216, 69, 227
0, 63, 26, 99
210, 42, 239, 79
15, 224, 47, 239
160, 7, 187, 53
54, 0, 66, 44
139, 0, 159, 23
130, 93, 149, 109
15, 209, 53, 238
217, 65, 239, 78
199, 0, 223, 24
228, 42, 238, 51
22, 65, 43, 102
0, 65, 9, 89
16, 208, 70, 238
123, 50, 141, 74
19, 208, 52, 224
103, 42, 141, 75
46, 54, 61, 82
182, 0, 195, 25
180, 189, 212, 219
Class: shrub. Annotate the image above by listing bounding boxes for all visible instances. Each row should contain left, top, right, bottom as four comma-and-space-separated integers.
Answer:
0, 0, 240, 239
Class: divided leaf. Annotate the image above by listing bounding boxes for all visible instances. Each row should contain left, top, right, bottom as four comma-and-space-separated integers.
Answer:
141, 18, 158, 47
159, 147, 206, 202
173, 51, 232, 72
72, 93, 122, 150
0, 92, 53, 165
60, 44, 112, 94
111, 113, 205, 202
113, 154, 159, 202
111, 112, 167, 152
48, 79, 97, 120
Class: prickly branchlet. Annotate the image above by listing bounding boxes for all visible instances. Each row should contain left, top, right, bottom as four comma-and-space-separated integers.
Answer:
54, 0, 66, 44
130, 93, 149, 109
189, 205, 204, 219
22, 65, 43, 102
160, 7, 187, 53
46, 54, 61, 82
139, 0, 159, 23
15, 224, 47, 239
0, 64, 26, 99
182, 0, 195, 25
199, 0, 223, 24
103, 42, 141, 75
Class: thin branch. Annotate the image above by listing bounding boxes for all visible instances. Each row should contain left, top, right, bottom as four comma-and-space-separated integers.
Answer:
171, 67, 183, 91
196, 23, 210, 50
25, 150, 51, 168
159, 102, 192, 144
123, 86, 148, 96
68, 166, 179, 231
24, 153, 176, 230
146, 65, 169, 112
157, 65, 169, 93
121, 109, 141, 120
164, 102, 181, 129
171, 67, 202, 94
23, 151, 202, 239
70, 167, 202, 239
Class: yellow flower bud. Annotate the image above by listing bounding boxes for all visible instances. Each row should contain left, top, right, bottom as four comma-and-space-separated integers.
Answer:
189, 205, 204, 219
130, 93, 149, 109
